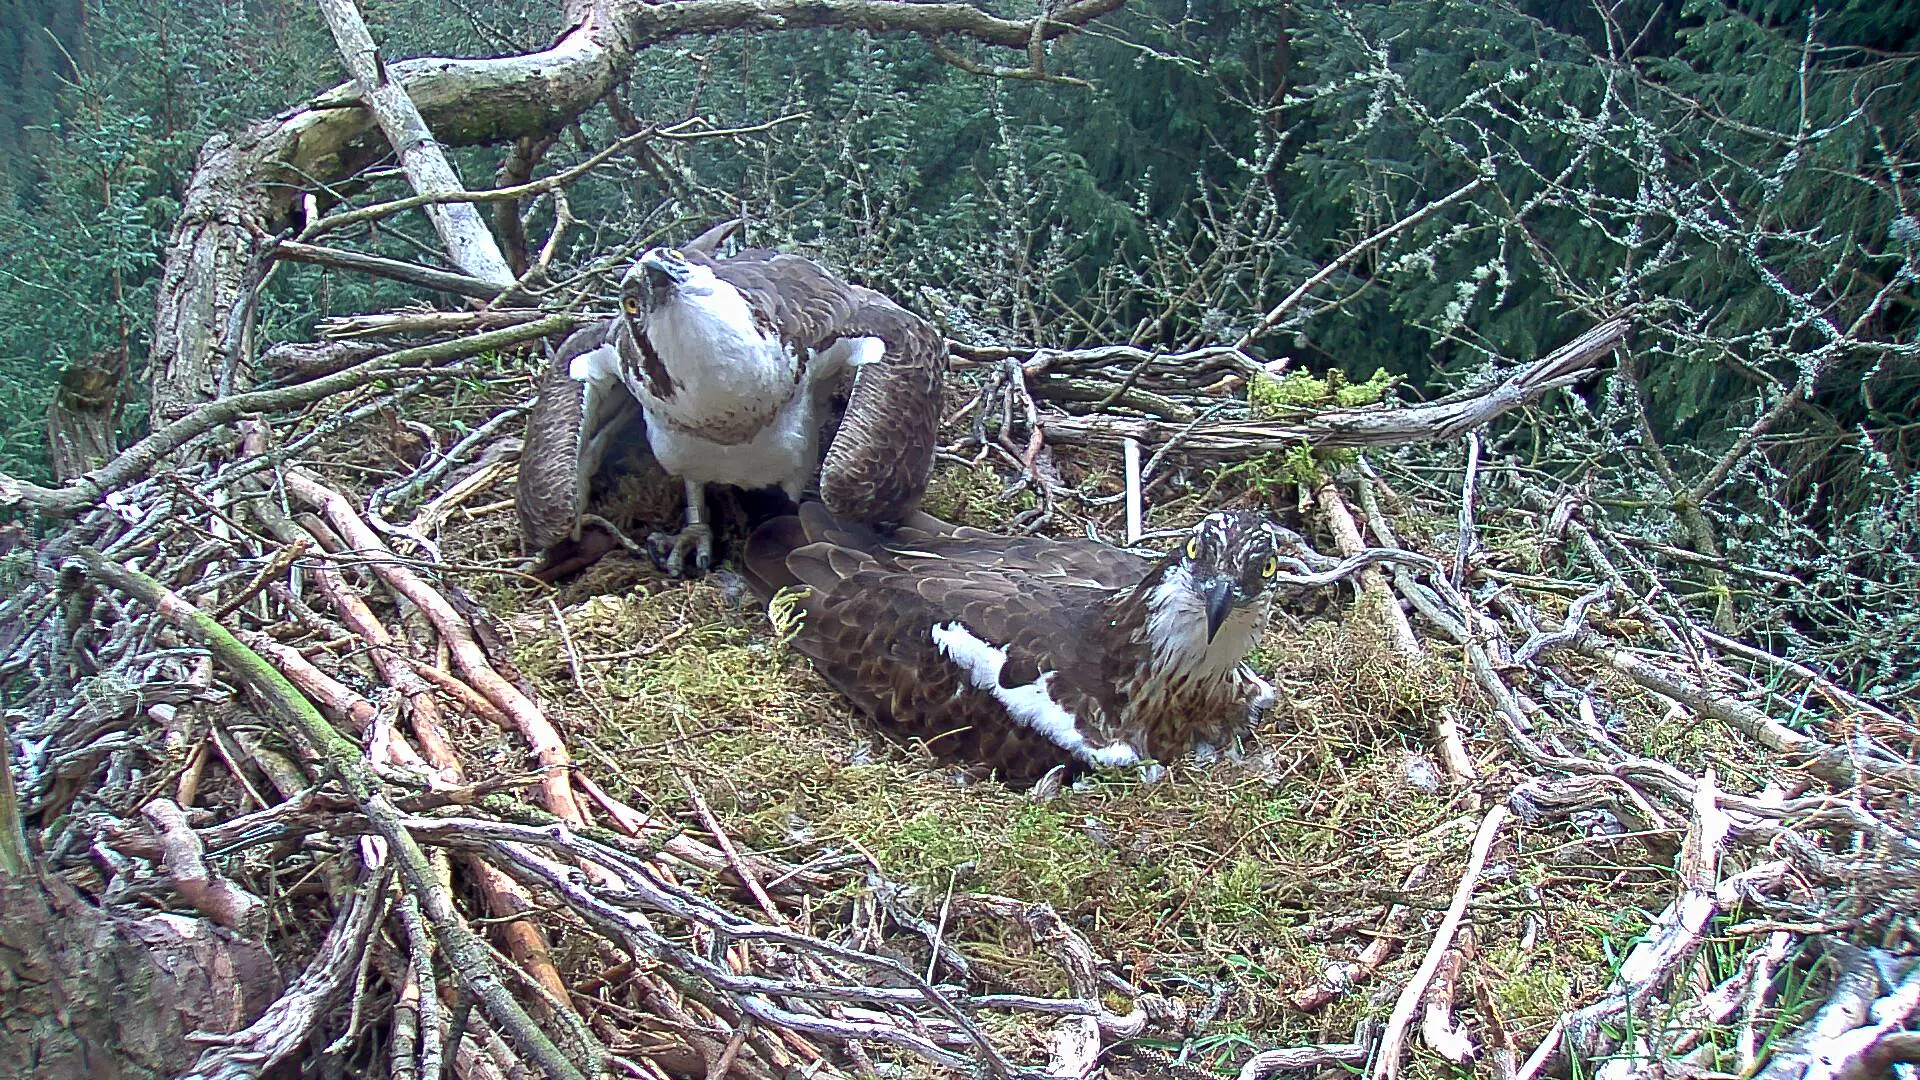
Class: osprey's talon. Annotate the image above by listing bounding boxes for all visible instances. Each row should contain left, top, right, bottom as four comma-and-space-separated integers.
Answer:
648, 523, 714, 578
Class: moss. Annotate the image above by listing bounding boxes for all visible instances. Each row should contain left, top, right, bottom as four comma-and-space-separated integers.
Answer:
481, 478, 1730, 1066
920, 461, 1038, 527
1247, 367, 1397, 418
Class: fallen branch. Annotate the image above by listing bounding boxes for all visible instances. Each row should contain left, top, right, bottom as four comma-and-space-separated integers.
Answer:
1583, 638, 1920, 792
2, 316, 573, 517
287, 468, 583, 824
178, 871, 390, 1080
1420, 948, 1473, 1064
141, 798, 268, 935
66, 548, 591, 1080
1237, 1026, 1376, 1080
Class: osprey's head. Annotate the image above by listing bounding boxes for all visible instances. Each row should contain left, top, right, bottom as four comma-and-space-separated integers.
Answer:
620, 247, 723, 323
1173, 510, 1284, 643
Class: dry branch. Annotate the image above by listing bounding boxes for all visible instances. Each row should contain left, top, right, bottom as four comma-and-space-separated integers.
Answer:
272, 240, 507, 300
1043, 317, 1626, 456
317, 0, 515, 287
62, 549, 591, 1080
140, 798, 268, 935
285, 468, 584, 824
1372, 805, 1507, 1080
145, 0, 1125, 421
2, 316, 573, 517
177, 873, 388, 1080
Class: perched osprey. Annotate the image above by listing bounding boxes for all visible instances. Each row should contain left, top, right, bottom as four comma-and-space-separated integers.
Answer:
517, 221, 946, 576
745, 504, 1288, 784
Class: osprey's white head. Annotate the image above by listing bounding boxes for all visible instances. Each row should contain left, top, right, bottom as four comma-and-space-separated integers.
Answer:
620, 247, 730, 322
612, 244, 796, 442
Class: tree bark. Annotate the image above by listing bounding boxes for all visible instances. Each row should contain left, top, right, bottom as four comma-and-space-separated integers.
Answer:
0, 871, 281, 1080
45, 347, 124, 483
143, 0, 1123, 425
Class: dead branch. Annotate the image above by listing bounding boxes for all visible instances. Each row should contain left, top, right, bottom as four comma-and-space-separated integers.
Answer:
1237, 1026, 1377, 1080
284, 468, 584, 824
317, 0, 514, 286
140, 798, 268, 935
178, 872, 389, 1080
2, 316, 573, 517
1043, 317, 1626, 457
1582, 638, 1920, 792
1372, 805, 1506, 1080
271, 240, 507, 300
1420, 948, 1473, 1065
62, 548, 591, 1080
317, 308, 570, 340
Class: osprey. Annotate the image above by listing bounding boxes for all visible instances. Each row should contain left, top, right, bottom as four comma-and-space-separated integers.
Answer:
517, 221, 946, 576
745, 504, 1289, 784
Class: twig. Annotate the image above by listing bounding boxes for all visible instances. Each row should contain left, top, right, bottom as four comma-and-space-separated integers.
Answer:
680, 772, 783, 925
1122, 437, 1143, 545
1237, 1026, 1376, 1080
1452, 432, 1480, 585
1420, 948, 1473, 1064
1371, 804, 1507, 1080
1236, 176, 1488, 347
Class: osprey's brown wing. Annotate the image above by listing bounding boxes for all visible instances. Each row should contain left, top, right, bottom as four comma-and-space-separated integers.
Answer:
746, 506, 1149, 784
515, 319, 642, 553
710, 251, 946, 526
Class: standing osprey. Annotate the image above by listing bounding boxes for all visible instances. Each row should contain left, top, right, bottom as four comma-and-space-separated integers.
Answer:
517, 221, 946, 576
745, 504, 1288, 784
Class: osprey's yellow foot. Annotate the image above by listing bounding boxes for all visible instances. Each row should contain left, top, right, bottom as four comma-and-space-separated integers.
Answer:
647, 523, 713, 578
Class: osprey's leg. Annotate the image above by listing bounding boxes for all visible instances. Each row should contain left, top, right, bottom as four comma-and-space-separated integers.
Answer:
647, 477, 714, 578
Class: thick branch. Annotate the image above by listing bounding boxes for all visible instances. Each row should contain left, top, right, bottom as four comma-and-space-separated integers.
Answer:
146, 0, 1124, 423
273, 241, 507, 300
1045, 317, 1627, 456
317, 0, 515, 286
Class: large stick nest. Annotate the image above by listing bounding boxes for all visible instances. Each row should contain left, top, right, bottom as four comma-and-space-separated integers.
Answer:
3, 310, 1918, 1080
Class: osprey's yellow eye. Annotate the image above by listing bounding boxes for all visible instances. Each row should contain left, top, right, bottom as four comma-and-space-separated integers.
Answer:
1262, 556, 1279, 578
622, 297, 640, 316
1185, 537, 1201, 560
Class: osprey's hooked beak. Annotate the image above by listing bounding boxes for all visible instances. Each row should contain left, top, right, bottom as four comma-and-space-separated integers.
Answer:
1200, 576, 1235, 643
636, 249, 692, 293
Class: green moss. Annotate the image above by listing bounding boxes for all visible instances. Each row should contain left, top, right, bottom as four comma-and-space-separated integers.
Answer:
1247, 367, 1397, 418
920, 461, 1038, 527
492, 554, 1711, 1062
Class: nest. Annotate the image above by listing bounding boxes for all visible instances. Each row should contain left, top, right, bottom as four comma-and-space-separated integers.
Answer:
3, 313, 1918, 1080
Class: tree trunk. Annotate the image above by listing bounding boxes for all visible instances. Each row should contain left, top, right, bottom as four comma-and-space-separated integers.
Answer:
0, 871, 281, 1080
46, 348, 124, 483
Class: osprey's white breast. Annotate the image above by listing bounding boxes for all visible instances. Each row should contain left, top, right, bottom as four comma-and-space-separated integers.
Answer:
629, 272, 800, 441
